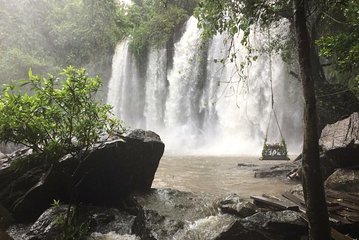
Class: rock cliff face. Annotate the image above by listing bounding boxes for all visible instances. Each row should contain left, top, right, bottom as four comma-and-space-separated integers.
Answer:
0, 129, 164, 222
319, 112, 359, 168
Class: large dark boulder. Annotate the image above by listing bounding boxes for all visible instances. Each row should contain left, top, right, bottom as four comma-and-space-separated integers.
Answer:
319, 112, 359, 168
325, 168, 359, 193
0, 202, 14, 229
0, 129, 164, 222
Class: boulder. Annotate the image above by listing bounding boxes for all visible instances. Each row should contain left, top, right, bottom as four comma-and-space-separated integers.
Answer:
254, 162, 298, 178
24, 205, 137, 240
131, 188, 217, 239
217, 193, 257, 218
319, 112, 359, 168
287, 154, 335, 181
240, 210, 307, 240
325, 169, 359, 193
0, 202, 14, 229
175, 210, 307, 240
0, 129, 164, 222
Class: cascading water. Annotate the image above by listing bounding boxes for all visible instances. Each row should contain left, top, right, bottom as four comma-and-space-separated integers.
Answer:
107, 16, 303, 155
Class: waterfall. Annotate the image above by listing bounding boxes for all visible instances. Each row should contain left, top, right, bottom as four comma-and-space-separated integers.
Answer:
107, 17, 303, 155
107, 39, 145, 128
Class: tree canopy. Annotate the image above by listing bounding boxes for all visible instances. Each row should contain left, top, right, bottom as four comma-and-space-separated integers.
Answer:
0, 0, 121, 84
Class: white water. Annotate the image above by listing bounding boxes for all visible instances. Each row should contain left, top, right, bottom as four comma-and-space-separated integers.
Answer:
107, 17, 303, 156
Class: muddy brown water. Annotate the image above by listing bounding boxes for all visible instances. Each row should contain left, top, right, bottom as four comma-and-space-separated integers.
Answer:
153, 155, 297, 199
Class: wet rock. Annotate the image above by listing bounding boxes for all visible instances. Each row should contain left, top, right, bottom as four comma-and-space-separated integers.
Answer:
6, 224, 31, 240
131, 188, 217, 239
214, 219, 269, 240
0, 129, 164, 222
0, 202, 14, 229
175, 210, 307, 240
237, 163, 257, 168
254, 163, 297, 178
325, 169, 359, 193
88, 232, 140, 240
24, 206, 68, 240
88, 208, 136, 235
217, 193, 257, 218
24, 205, 137, 240
0, 230, 14, 240
319, 112, 359, 168
174, 215, 239, 240
240, 210, 307, 240
287, 154, 335, 181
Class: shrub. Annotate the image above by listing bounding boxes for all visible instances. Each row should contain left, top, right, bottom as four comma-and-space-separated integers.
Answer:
0, 66, 122, 163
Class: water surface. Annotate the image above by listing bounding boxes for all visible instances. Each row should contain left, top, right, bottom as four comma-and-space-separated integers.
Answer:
153, 155, 296, 198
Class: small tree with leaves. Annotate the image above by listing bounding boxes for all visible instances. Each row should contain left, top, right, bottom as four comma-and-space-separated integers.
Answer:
0, 66, 121, 162
0, 66, 122, 239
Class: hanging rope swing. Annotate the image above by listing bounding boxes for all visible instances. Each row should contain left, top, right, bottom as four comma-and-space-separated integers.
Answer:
260, 29, 289, 161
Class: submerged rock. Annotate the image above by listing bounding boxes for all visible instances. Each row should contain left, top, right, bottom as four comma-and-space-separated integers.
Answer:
319, 112, 359, 168
0, 129, 164, 222
254, 162, 298, 178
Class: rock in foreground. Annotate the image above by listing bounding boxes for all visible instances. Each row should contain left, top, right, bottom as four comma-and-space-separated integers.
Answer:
9, 189, 308, 240
0, 129, 164, 222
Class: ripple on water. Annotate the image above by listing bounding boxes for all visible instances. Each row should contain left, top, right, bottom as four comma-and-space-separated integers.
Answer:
153, 155, 296, 198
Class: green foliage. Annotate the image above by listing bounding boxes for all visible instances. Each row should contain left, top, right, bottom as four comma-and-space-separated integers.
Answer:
119, 0, 190, 55
315, 0, 359, 96
55, 206, 90, 240
194, 0, 290, 43
0, 0, 121, 84
51, 199, 61, 208
0, 66, 122, 163
194, 0, 296, 73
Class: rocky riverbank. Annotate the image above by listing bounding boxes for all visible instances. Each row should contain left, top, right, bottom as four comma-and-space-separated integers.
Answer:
1, 112, 359, 239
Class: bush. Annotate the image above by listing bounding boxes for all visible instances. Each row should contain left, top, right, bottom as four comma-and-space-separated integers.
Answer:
0, 66, 122, 163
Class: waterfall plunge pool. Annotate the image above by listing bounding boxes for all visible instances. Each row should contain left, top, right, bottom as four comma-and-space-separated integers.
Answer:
153, 155, 297, 199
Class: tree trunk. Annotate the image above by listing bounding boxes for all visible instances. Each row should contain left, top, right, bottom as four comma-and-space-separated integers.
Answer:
293, 0, 331, 239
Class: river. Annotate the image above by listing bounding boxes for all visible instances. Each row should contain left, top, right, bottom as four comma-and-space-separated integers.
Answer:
153, 155, 296, 199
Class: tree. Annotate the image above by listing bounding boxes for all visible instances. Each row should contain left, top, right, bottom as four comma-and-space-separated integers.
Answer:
0, 0, 121, 84
0, 66, 123, 239
315, 0, 359, 97
293, 0, 330, 239
118, 0, 190, 55
195, 0, 331, 239
0, 66, 121, 163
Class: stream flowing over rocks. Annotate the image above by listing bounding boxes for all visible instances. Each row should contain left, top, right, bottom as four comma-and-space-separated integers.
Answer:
1, 112, 359, 239
0, 128, 309, 240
